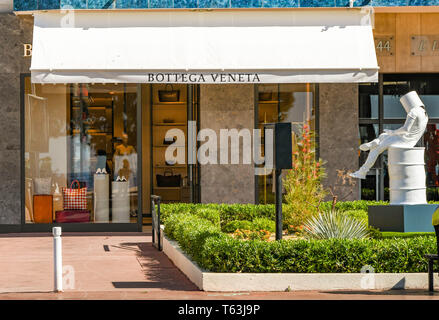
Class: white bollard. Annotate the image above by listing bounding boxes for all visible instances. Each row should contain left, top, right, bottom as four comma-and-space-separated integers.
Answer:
53, 227, 63, 292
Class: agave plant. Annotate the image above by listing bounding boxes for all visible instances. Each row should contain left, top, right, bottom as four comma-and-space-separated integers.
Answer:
303, 210, 369, 239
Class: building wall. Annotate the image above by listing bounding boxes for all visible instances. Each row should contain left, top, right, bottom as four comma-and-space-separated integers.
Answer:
319, 83, 359, 201
374, 13, 439, 73
199, 84, 255, 204
0, 13, 32, 224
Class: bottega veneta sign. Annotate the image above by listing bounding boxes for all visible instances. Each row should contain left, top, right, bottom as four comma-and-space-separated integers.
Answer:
23, 43, 32, 57
146, 73, 261, 83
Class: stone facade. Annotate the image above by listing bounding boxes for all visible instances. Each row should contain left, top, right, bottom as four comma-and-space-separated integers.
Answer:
319, 83, 359, 201
199, 85, 255, 204
0, 14, 32, 224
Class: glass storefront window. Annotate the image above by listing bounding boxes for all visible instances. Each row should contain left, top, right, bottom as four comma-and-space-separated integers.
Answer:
359, 83, 379, 119
359, 74, 439, 201
256, 83, 316, 204
24, 79, 139, 224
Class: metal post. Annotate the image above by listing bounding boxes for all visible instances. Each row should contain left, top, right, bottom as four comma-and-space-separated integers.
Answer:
53, 227, 63, 292
428, 259, 434, 292
275, 169, 283, 240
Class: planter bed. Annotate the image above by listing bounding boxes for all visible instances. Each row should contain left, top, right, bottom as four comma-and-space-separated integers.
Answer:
163, 235, 439, 292
160, 202, 439, 291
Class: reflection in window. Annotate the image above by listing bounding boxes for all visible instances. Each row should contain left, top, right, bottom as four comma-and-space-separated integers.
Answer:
257, 84, 316, 204
24, 79, 138, 224
359, 83, 378, 119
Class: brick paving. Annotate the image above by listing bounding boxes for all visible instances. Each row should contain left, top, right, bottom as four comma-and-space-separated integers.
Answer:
0, 233, 438, 300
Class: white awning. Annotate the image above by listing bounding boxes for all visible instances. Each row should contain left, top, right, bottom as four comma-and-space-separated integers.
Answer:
31, 10, 379, 84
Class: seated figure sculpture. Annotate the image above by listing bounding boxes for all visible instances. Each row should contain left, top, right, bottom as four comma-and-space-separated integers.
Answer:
350, 91, 429, 179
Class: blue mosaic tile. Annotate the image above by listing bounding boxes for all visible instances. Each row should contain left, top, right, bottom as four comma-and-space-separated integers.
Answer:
408, 0, 439, 5
60, 0, 86, 8
148, 0, 173, 8
174, 0, 198, 8
231, 0, 262, 7
198, 0, 231, 8
300, 0, 335, 7
262, 0, 298, 7
335, 0, 371, 6
38, 0, 60, 9
14, 0, 38, 10
89, 0, 115, 9
369, 0, 407, 6
116, 0, 146, 8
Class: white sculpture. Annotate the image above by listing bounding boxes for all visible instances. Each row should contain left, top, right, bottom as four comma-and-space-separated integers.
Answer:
350, 91, 428, 179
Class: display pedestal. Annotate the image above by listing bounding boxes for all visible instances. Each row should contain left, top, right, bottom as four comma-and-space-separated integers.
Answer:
388, 147, 427, 205
112, 181, 130, 223
368, 204, 437, 232
94, 174, 109, 222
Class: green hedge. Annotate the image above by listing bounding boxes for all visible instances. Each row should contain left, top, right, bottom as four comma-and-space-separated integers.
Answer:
163, 211, 438, 273
381, 232, 436, 239
160, 200, 385, 223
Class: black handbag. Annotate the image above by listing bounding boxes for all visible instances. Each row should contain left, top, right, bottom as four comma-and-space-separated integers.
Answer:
156, 170, 181, 187
163, 137, 176, 145
159, 84, 180, 102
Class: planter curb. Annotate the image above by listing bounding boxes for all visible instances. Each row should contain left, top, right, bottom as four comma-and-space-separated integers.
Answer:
163, 235, 439, 292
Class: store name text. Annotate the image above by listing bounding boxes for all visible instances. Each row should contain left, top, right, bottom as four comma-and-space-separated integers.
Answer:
146, 73, 261, 83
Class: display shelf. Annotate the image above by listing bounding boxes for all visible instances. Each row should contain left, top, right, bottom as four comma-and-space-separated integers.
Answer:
153, 186, 181, 190
258, 100, 279, 104
152, 123, 186, 126
153, 102, 187, 106
152, 85, 188, 204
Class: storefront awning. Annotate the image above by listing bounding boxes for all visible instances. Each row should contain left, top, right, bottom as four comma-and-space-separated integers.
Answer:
31, 10, 379, 84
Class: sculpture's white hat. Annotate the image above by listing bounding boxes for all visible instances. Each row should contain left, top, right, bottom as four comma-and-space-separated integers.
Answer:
400, 91, 425, 113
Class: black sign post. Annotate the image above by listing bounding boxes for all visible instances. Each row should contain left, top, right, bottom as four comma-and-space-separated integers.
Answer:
264, 123, 292, 241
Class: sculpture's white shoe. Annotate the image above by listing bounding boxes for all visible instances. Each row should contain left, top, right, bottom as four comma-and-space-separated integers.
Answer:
360, 140, 379, 151
349, 170, 367, 179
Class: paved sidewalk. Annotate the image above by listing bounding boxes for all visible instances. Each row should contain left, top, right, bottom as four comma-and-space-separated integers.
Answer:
0, 233, 439, 300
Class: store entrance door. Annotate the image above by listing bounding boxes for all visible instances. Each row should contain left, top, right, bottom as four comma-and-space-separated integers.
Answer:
141, 84, 199, 223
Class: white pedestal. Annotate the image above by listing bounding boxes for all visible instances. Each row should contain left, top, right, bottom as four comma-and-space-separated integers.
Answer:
112, 181, 130, 223
94, 174, 109, 222
388, 147, 427, 205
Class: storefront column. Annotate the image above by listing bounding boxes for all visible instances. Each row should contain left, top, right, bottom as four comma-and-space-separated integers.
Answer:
319, 83, 360, 201
199, 84, 255, 204
0, 14, 32, 225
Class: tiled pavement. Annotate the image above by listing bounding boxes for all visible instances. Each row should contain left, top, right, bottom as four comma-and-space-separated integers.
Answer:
0, 233, 439, 300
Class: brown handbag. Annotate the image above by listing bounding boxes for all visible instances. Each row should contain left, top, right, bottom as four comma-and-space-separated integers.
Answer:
33, 194, 53, 223
158, 84, 180, 102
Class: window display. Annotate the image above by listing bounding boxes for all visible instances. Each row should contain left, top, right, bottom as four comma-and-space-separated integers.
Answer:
24, 79, 139, 224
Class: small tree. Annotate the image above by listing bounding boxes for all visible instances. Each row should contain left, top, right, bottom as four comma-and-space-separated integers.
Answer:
283, 124, 326, 228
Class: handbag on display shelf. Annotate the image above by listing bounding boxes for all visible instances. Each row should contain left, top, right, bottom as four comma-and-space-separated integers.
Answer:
156, 170, 181, 187
158, 84, 180, 102
55, 210, 90, 223
34, 177, 52, 195
163, 137, 176, 145
33, 195, 53, 223
62, 180, 87, 210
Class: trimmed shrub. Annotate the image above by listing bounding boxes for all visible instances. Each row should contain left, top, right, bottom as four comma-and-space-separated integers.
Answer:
318, 200, 388, 212
252, 217, 276, 233
160, 201, 387, 226
195, 208, 221, 227
222, 220, 254, 233
341, 209, 368, 224
163, 211, 437, 273
381, 232, 436, 239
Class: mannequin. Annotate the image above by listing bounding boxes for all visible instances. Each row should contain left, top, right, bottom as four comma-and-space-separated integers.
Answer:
114, 133, 137, 186
350, 91, 428, 179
